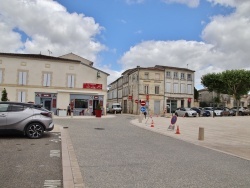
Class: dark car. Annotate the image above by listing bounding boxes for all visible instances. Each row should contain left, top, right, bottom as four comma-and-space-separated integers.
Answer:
200, 108, 211, 117
0, 102, 54, 138
191, 107, 201, 116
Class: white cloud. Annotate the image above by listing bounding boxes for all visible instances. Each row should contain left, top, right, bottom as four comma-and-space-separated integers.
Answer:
0, 0, 105, 62
118, 1, 250, 89
162, 0, 200, 8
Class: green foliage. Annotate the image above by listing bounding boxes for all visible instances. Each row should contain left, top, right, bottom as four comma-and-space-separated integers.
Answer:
1, 88, 8, 101
96, 103, 102, 110
201, 70, 250, 113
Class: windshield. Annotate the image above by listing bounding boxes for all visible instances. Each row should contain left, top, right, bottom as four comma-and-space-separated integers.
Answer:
113, 105, 121, 108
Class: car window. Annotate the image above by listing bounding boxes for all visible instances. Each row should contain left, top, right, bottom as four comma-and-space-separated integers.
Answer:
9, 104, 25, 112
0, 103, 9, 112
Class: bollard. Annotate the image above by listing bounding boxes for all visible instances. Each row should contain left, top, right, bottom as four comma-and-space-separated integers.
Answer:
71, 112, 73, 118
198, 127, 204, 140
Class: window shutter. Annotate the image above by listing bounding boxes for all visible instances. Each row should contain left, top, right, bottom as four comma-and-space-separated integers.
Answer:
0, 70, 2, 84
19, 72, 23, 85
23, 72, 27, 85
71, 75, 75, 88
43, 73, 47, 86
166, 83, 171, 92
47, 73, 51, 86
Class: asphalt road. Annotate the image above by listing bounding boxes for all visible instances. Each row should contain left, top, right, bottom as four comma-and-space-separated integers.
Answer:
55, 115, 250, 188
0, 131, 62, 188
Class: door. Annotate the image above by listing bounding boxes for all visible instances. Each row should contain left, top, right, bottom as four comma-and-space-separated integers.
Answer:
0, 103, 8, 128
93, 100, 99, 115
123, 100, 127, 113
44, 100, 51, 111
154, 101, 160, 115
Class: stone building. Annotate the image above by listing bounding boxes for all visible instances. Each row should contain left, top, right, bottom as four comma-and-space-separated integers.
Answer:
108, 65, 195, 115
0, 52, 109, 116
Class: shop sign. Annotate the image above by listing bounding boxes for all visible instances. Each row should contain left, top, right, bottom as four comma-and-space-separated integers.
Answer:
83, 83, 102, 90
188, 98, 191, 103
41, 94, 51, 97
94, 96, 99, 100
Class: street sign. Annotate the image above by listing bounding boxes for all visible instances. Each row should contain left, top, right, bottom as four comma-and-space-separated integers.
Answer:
135, 99, 138, 103
140, 106, 146, 112
146, 94, 149, 101
140, 100, 146, 106
171, 115, 177, 124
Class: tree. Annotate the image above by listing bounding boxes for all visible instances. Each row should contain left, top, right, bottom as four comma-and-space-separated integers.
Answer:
201, 69, 250, 115
1, 88, 9, 101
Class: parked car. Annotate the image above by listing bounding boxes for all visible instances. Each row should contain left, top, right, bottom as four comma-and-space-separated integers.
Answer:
175, 107, 197, 117
214, 107, 230, 116
200, 109, 211, 117
231, 107, 250, 116
191, 107, 201, 116
203, 107, 223, 116
0, 102, 54, 139
223, 107, 236, 116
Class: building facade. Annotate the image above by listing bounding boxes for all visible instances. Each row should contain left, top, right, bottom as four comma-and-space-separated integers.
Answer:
198, 88, 250, 108
0, 52, 109, 115
108, 65, 195, 115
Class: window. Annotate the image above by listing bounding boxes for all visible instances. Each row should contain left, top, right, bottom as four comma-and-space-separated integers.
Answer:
18, 71, 27, 85
181, 83, 185, 93
18, 91, 26, 102
9, 104, 25, 112
144, 85, 149, 94
187, 74, 192, 80
75, 99, 88, 108
173, 83, 179, 93
166, 71, 171, 78
43, 73, 51, 87
67, 75, 75, 88
174, 72, 178, 79
155, 73, 160, 80
0, 103, 9, 112
144, 72, 149, 80
155, 86, 160, 94
181, 73, 185, 80
166, 82, 171, 93
187, 84, 192, 94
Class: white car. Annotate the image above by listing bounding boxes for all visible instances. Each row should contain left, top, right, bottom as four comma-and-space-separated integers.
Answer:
175, 107, 197, 117
203, 107, 223, 116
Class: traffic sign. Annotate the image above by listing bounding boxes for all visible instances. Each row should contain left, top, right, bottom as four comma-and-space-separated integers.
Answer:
140, 100, 146, 106
135, 99, 138, 103
171, 115, 177, 125
140, 106, 146, 112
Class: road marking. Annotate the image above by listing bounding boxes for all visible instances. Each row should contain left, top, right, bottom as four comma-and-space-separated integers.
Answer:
50, 150, 60, 157
44, 180, 61, 187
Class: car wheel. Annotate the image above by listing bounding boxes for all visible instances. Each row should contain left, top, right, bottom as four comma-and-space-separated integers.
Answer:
185, 113, 188, 117
26, 123, 44, 139
239, 111, 243, 116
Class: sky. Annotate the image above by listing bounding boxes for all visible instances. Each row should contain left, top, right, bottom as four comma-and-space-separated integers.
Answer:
0, 0, 250, 89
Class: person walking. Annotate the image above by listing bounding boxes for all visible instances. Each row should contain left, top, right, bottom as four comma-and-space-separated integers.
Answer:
67, 104, 71, 116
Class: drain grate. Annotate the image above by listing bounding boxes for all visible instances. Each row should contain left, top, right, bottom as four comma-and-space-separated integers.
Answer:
94, 128, 105, 130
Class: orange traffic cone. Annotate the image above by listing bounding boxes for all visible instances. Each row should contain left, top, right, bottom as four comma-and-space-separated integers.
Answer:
151, 120, 154, 127
175, 126, 180, 134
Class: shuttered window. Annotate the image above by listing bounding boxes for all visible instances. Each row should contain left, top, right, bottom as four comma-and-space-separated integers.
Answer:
67, 75, 75, 88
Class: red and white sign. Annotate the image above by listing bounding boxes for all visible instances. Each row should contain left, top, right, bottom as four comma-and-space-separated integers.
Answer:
146, 94, 149, 101
135, 99, 139, 103
83, 83, 102, 90
188, 98, 192, 103
128, 96, 133, 100
140, 101, 146, 106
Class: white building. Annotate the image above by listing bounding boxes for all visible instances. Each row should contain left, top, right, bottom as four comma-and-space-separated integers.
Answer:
0, 52, 109, 115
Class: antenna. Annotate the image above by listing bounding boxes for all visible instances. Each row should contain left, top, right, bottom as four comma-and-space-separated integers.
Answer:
48, 50, 52, 56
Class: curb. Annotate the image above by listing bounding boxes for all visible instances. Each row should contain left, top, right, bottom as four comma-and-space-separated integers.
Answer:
60, 125, 85, 188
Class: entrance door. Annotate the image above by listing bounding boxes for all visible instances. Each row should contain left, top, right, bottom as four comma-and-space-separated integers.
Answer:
44, 100, 51, 111
154, 101, 160, 115
123, 100, 127, 113
93, 100, 99, 115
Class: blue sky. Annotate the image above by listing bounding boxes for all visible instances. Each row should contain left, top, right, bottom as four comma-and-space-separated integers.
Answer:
58, 0, 232, 70
0, 0, 249, 89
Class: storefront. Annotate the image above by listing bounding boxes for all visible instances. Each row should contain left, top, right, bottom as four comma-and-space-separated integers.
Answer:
35, 92, 57, 114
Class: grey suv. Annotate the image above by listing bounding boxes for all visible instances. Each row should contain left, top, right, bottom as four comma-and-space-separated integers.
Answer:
0, 102, 54, 138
